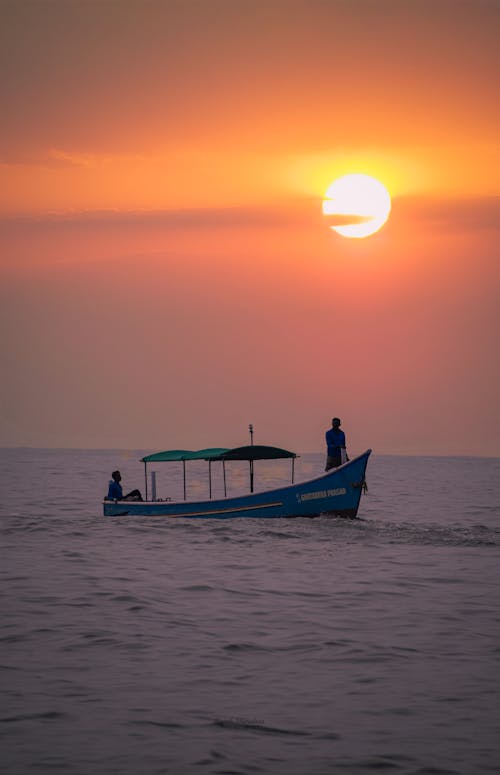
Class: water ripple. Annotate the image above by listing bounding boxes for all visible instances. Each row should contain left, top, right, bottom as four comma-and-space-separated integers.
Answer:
1, 449, 499, 775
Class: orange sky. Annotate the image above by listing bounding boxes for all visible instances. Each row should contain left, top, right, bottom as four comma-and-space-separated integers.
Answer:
1, 0, 499, 455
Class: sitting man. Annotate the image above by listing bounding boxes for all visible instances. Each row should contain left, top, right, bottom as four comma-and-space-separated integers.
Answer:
106, 470, 143, 501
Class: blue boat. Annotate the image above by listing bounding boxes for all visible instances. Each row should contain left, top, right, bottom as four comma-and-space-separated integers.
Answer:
103, 444, 371, 519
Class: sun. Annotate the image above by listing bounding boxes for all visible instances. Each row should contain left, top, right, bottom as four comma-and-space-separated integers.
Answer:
322, 174, 391, 238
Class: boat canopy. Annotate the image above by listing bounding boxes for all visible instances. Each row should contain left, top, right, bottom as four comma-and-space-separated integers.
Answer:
142, 445, 296, 463
140, 444, 297, 500
218, 445, 296, 461
141, 448, 229, 463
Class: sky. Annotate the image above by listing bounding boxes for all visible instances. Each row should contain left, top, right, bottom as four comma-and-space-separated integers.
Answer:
0, 0, 499, 456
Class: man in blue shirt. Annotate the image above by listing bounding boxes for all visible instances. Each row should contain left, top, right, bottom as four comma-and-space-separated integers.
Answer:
106, 470, 143, 501
325, 418, 347, 471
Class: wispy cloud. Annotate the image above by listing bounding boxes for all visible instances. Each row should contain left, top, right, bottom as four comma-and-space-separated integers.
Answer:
393, 195, 500, 231
0, 148, 146, 168
47, 149, 100, 167
0, 196, 498, 233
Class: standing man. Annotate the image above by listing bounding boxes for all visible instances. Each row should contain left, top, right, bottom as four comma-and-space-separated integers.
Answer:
325, 417, 347, 471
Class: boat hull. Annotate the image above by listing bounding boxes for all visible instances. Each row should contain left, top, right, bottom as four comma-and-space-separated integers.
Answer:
103, 450, 371, 519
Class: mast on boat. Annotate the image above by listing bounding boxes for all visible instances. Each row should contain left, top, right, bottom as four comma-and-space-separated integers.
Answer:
249, 423, 254, 492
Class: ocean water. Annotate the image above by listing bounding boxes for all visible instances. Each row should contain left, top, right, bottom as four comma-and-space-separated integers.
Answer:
1, 448, 499, 775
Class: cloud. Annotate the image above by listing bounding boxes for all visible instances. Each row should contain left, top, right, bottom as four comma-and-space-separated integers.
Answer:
47, 149, 100, 167
0, 201, 319, 231
0, 196, 498, 235
0, 148, 125, 168
393, 196, 500, 231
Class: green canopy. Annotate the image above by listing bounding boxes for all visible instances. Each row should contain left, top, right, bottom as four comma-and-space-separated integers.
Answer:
141, 445, 296, 464
141, 449, 191, 463
189, 448, 231, 460
140, 444, 297, 499
141, 448, 229, 463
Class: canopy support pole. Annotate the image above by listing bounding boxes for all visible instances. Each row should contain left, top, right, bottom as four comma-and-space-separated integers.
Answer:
291, 458, 295, 483
183, 460, 186, 500
223, 461, 227, 497
250, 459, 254, 493
209, 460, 212, 499
144, 462, 148, 501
